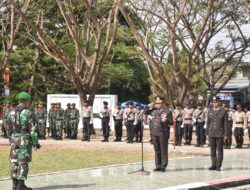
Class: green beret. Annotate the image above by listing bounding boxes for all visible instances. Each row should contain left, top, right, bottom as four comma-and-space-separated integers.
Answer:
17, 92, 31, 100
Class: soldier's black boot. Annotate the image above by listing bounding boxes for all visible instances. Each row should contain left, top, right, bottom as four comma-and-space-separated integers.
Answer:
102, 137, 106, 142
12, 178, 18, 190
17, 180, 32, 190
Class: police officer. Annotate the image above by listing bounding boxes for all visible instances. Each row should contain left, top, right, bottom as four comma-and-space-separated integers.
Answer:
206, 97, 228, 171
81, 101, 93, 142
224, 104, 234, 149
193, 102, 206, 147
113, 102, 124, 142
124, 101, 136, 143
100, 101, 111, 142
7, 92, 40, 190
148, 101, 155, 144
173, 103, 183, 146
183, 102, 194, 145
134, 103, 144, 143
64, 103, 71, 138
70, 103, 80, 139
233, 104, 246, 148
149, 96, 173, 172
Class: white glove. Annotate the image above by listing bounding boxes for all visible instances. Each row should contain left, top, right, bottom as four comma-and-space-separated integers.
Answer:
204, 124, 206, 129
181, 124, 184, 128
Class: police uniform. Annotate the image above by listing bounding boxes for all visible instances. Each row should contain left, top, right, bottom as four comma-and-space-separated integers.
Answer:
233, 108, 246, 148
173, 106, 183, 146
81, 102, 93, 141
193, 105, 206, 147
134, 104, 144, 142
224, 107, 234, 149
206, 97, 228, 171
182, 105, 194, 145
113, 103, 124, 142
99, 102, 111, 142
124, 102, 136, 143
150, 97, 173, 172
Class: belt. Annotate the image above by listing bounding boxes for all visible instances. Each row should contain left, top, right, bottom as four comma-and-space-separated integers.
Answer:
56, 119, 63, 120
197, 121, 205, 124
102, 117, 110, 119
83, 117, 90, 119
236, 122, 243, 124
184, 118, 192, 120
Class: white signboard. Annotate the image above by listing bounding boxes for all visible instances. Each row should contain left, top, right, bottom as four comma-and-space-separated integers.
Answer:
47, 94, 118, 130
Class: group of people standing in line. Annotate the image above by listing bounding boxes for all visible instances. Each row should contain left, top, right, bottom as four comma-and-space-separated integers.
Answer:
3, 91, 250, 190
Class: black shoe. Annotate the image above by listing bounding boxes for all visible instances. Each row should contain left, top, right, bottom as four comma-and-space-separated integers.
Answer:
209, 166, 216, 170
160, 168, 166, 172
102, 139, 106, 142
12, 178, 18, 190
195, 144, 200, 147
81, 138, 87, 141
113, 138, 118, 142
200, 144, 203, 148
153, 168, 161, 172
216, 168, 221, 171
17, 180, 32, 190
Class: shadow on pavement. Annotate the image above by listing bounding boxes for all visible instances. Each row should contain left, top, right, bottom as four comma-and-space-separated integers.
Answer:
34, 183, 95, 190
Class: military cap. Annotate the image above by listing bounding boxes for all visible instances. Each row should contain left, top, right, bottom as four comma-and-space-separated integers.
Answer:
155, 96, 164, 104
17, 92, 31, 100
196, 101, 203, 106
67, 103, 71, 106
116, 102, 121, 106
212, 96, 220, 102
58, 102, 61, 105
136, 103, 141, 107
224, 104, 230, 109
103, 101, 108, 105
72, 103, 76, 106
127, 101, 133, 105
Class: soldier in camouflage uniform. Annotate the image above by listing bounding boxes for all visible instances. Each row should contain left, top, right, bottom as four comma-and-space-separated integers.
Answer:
36, 102, 47, 140
6, 92, 40, 190
64, 103, 71, 138
55, 103, 64, 140
48, 103, 56, 138
70, 103, 80, 139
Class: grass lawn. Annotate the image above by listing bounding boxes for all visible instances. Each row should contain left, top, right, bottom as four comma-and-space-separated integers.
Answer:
0, 148, 187, 178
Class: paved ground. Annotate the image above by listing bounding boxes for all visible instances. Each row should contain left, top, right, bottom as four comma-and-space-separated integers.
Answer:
1, 130, 250, 190
1, 150, 250, 190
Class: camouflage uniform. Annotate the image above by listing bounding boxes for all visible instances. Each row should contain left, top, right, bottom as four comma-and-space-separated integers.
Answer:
55, 104, 64, 140
48, 104, 56, 138
6, 92, 40, 190
36, 107, 47, 139
64, 104, 71, 138
69, 105, 80, 139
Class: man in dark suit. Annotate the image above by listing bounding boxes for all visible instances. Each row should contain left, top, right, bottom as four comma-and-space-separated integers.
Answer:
206, 97, 228, 171
147, 96, 173, 172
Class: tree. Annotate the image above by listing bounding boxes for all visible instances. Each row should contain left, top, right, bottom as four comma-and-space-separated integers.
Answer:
118, 0, 250, 108
10, 0, 119, 105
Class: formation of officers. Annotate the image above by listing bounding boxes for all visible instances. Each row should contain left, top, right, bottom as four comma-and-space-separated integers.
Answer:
2, 97, 250, 149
